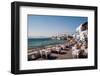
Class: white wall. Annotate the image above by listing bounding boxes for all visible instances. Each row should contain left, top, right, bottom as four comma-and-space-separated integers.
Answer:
0, 0, 99, 76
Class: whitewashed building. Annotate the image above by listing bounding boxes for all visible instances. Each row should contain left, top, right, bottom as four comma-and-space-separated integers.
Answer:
74, 22, 88, 42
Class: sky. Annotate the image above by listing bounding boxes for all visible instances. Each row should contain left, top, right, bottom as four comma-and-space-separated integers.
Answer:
28, 15, 87, 38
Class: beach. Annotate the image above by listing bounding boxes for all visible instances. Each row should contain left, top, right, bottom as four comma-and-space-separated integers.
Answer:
28, 37, 85, 61
28, 33, 88, 61
28, 40, 73, 60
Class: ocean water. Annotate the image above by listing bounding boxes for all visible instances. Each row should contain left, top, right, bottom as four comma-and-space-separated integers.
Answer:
28, 38, 66, 49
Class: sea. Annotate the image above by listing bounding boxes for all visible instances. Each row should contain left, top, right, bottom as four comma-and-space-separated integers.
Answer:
28, 38, 66, 49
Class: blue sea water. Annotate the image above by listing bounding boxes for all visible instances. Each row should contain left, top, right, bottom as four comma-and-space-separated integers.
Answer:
28, 38, 66, 49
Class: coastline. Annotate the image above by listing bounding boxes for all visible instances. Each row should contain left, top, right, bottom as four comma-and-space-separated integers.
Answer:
28, 40, 74, 60
28, 41, 67, 53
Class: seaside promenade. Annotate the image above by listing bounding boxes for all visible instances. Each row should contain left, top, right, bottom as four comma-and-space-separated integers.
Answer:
28, 22, 88, 61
